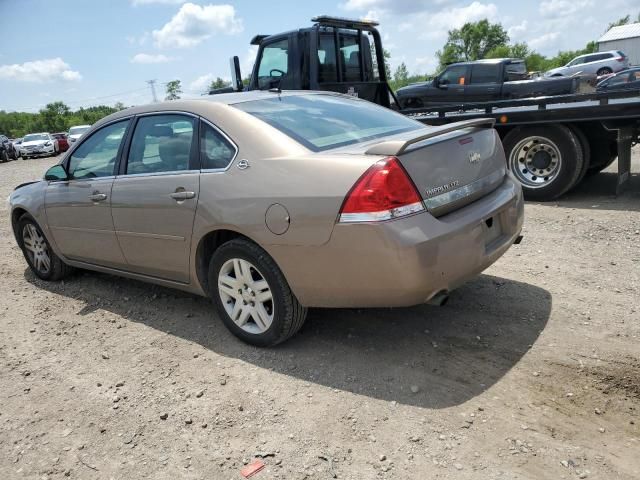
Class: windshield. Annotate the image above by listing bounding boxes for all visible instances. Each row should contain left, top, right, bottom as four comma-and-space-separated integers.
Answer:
23, 134, 49, 142
233, 94, 422, 151
69, 126, 90, 135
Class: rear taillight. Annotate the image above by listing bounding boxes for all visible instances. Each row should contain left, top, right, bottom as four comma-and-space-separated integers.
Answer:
616, 57, 625, 62
339, 156, 424, 223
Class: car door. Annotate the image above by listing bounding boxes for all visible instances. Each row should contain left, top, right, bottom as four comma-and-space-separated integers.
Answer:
466, 63, 501, 102
110, 113, 200, 283
434, 65, 468, 102
565, 56, 585, 75
45, 119, 130, 267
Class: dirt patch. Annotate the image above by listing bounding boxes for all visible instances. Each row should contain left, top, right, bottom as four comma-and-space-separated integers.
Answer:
0, 152, 639, 480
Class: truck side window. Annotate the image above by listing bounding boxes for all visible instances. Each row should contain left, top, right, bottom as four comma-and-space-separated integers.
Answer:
318, 33, 338, 83
470, 64, 500, 84
439, 66, 467, 85
257, 38, 289, 89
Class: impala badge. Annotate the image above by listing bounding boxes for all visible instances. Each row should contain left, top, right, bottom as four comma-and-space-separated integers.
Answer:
468, 151, 482, 164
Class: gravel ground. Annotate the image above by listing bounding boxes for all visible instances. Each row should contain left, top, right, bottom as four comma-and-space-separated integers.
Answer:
0, 151, 639, 480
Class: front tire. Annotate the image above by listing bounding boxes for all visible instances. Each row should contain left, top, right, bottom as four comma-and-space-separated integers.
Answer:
503, 125, 584, 201
596, 67, 612, 76
18, 214, 73, 281
208, 238, 307, 347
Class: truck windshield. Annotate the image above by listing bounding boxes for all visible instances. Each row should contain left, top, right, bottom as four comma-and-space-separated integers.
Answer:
233, 94, 422, 151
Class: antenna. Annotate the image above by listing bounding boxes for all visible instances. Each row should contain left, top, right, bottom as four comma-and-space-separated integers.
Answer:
146, 79, 158, 103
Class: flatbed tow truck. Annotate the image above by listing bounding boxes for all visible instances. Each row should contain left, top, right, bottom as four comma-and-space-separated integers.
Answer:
215, 16, 639, 201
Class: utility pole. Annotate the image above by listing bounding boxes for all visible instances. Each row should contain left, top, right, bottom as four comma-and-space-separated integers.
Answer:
146, 79, 158, 103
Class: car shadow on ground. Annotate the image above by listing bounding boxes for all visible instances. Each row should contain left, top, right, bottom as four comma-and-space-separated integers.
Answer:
26, 269, 551, 409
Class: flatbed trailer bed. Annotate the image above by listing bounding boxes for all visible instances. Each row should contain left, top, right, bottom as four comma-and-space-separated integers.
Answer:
399, 90, 640, 198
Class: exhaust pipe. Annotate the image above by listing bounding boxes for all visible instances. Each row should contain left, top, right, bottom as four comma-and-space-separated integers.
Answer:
428, 291, 449, 306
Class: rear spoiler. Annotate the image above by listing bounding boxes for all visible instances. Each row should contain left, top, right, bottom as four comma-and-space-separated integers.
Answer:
365, 118, 496, 156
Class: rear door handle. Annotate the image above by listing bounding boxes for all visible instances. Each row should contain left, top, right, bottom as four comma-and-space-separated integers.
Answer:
88, 193, 107, 202
170, 191, 196, 201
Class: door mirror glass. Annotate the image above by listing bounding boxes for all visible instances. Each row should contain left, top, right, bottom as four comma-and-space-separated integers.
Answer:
44, 165, 68, 181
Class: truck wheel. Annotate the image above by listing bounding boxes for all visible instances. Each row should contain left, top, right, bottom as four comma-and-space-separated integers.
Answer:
503, 125, 584, 201
568, 125, 591, 185
586, 140, 617, 176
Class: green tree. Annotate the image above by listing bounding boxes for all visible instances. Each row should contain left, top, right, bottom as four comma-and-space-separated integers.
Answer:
208, 77, 230, 91
437, 19, 509, 70
165, 80, 182, 101
114, 102, 126, 111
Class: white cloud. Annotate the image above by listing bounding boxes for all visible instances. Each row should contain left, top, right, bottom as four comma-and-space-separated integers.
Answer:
0, 58, 82, 83
132, 0, 185, 5
189, 73, 216, 93
539, 0, 594, 18
342, 0, 453, 14
152, 3, 243, 48
529, 32, 560, 50
507, 20, 528, 38
130, 53, 175, 64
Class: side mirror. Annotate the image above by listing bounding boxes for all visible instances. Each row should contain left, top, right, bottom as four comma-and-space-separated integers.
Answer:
438, 81, 449, 89
44, 165, 68, 181
230, 56, 243, 91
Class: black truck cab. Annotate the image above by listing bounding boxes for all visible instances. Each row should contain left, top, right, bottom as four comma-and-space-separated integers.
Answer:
229, 16, 395, 108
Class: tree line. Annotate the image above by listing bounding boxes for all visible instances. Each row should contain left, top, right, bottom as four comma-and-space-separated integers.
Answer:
389, 12, 640, 91
0, 101, 125, 138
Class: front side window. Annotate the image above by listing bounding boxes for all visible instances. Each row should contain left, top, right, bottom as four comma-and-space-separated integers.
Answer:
233, 94, 422, 152
200, 123, 236, 170
568, 57, 585, 66
67, 120, 129, 179
440, 65, 468, 85
257, 39, 289, 89
126, 114, 195, 174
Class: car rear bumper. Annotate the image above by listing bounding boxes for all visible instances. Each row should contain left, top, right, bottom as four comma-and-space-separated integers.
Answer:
268, 175, 524, 308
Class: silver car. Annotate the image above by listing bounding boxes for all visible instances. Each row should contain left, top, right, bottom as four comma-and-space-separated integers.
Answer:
67, 124, 91, 145
9, 91, 524, 346
545, 50, 629, 77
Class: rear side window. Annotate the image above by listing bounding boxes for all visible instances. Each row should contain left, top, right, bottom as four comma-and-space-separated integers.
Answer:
126, 114, 196, 174
470, 64, 500, 84
200, 122, 236, 170
233, 94, 422, 151
318, 32, 338, 83
339, 31, 361, 82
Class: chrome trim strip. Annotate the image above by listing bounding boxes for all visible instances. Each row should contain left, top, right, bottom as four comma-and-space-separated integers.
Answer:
424, 168, 506, 212
116, 230, 185, 241
48, 175, 116, 184
50, 226, 114, 235
115, 170, 199, 179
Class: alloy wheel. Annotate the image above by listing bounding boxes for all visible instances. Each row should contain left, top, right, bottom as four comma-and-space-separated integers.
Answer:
509, 136, 562, 188
218, 258, 274, 334
22, 223, 51, 275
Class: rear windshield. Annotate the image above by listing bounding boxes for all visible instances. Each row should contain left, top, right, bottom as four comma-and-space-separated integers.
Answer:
232, 94, 422, 151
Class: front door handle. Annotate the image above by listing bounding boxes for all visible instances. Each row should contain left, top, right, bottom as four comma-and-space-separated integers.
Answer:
88, 193, 107, 202
170, 191, 196, 201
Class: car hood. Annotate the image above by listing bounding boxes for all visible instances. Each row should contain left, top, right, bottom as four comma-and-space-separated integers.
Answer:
22, 140, 49, 147
544, 67, 566, 77
68, 134, 83, 139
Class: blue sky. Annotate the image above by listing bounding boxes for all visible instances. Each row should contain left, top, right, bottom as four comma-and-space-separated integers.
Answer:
1, 0, 637, 112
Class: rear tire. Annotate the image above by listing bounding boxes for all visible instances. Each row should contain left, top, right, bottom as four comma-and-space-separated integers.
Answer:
208, 238, 307, 347
503, 125, 584, 201
17, 214, 73, 281
596, 67, 612, 76
0, 149, 7, 163
568, 125, 591, 186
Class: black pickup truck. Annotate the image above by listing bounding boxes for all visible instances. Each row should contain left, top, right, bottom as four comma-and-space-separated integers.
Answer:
396, 58, 578, 108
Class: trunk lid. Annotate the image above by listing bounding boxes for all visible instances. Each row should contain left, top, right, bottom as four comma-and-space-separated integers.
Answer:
335, 120, 506, 217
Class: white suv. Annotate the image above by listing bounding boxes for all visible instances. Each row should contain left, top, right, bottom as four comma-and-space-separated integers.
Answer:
545, 50, 629, 77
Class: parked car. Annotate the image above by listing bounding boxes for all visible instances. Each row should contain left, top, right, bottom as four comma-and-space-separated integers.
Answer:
8, 91, 524, 346
20, 133, 58, 158
596, 67, 640, 91
67, 125, 91, 145
1, 134, 19, 162
52, 133, 70, 152
544, 50, 629, 77
396, 59, 577, 108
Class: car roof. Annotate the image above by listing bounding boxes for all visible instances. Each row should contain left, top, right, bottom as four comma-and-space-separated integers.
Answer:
448, 58, 522, 67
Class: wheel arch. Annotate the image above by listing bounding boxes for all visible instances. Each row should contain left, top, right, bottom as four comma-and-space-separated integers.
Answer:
11, 207, 29, 244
